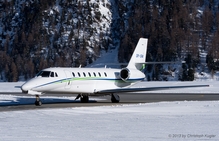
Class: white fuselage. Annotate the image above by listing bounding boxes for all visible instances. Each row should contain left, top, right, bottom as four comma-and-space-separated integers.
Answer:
21, 67, 145, 95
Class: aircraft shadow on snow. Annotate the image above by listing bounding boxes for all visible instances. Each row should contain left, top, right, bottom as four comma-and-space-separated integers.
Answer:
0, 96, 97, 106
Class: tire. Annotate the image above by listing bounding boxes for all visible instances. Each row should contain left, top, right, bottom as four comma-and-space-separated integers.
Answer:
81, 96, 89, 103
111, 94, 120, 103
35, 101, 42, 106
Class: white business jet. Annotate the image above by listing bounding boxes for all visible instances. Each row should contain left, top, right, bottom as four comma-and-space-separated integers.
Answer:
21, 38, 208, 106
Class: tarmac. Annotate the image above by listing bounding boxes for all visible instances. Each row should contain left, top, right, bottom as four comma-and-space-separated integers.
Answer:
1, 92, 219, 111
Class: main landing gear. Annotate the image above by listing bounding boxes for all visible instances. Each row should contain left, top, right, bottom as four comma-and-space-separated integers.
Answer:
75, 94, 89, 103
35, 95, 42, 106
75, 94, 120, 103
111, 94, 120, 103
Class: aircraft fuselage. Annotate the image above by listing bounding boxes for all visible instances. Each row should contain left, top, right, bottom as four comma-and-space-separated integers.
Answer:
21, 67, 145, 95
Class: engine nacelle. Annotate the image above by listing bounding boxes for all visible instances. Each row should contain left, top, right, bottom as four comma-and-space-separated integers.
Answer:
119, 68, 145, 82
120, 68, 130, 81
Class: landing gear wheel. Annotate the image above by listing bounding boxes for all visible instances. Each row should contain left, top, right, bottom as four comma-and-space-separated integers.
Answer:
111, 94, 120, 103
35, 95, 42, 106
80, 95, 89, 103
35, 100, 42, 106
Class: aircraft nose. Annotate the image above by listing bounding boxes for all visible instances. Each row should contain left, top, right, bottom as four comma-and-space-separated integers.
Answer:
21, 83, 30, 93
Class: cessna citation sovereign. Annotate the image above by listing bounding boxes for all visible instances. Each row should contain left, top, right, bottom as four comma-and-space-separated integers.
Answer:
21, 38, 208, 106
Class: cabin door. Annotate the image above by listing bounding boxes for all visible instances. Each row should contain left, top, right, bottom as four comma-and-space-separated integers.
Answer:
64, 70, 72, 89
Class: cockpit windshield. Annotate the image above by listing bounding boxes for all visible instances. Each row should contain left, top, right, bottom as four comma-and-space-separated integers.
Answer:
37, 71, 50, 77
36, 71, 58, 77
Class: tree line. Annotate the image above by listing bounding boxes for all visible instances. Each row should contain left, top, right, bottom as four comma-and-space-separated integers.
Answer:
119, 0, 219, 80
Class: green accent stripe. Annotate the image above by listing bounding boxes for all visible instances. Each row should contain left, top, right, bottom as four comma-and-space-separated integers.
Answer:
34, 77, 144, 89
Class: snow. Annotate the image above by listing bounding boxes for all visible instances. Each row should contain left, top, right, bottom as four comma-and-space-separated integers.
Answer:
0, 101, 218, 141
0, 81, 219, 140
0, 82, 24, 92
86, 48, 119, 68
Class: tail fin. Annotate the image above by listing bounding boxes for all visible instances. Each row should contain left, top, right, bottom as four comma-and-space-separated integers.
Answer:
127, 38, 148, 70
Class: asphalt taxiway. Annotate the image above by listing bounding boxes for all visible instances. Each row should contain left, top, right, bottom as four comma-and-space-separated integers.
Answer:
1, 93, 219, 111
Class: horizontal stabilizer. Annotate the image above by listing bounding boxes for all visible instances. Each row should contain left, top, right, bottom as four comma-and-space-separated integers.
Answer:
142, 61, 185, 64
14, 86, 22, 88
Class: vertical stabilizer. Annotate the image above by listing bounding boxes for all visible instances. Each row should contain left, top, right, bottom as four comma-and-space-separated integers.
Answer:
127, 38, 148, 70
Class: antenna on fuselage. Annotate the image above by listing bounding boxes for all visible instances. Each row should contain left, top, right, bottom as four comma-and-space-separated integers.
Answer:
79, 65, 81, 68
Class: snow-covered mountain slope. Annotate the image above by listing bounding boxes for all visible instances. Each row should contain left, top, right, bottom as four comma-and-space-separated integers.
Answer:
1, 0, 219, 82
0, 0, 136, 81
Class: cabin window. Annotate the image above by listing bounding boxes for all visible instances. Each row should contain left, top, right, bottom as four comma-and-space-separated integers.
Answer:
88, 72, 91, 77
72, 72, 75, 77
55, 72, 58, 77
78, 72, 81, 77
93, 72, 96, 77
104, 72, 107, 77
98, 72, 101, 77
50, 72, 54, 77
83, 72, 86, 77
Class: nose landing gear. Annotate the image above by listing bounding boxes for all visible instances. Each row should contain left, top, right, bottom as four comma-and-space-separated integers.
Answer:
35, 95, 42, 106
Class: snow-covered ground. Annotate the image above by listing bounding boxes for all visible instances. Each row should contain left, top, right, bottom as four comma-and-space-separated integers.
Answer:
0, 82, 24, 92
0, 101, 218, 141
0, 81, 219, 141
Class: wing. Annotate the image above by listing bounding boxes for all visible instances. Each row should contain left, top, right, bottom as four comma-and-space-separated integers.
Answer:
95, 84, 209, 94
